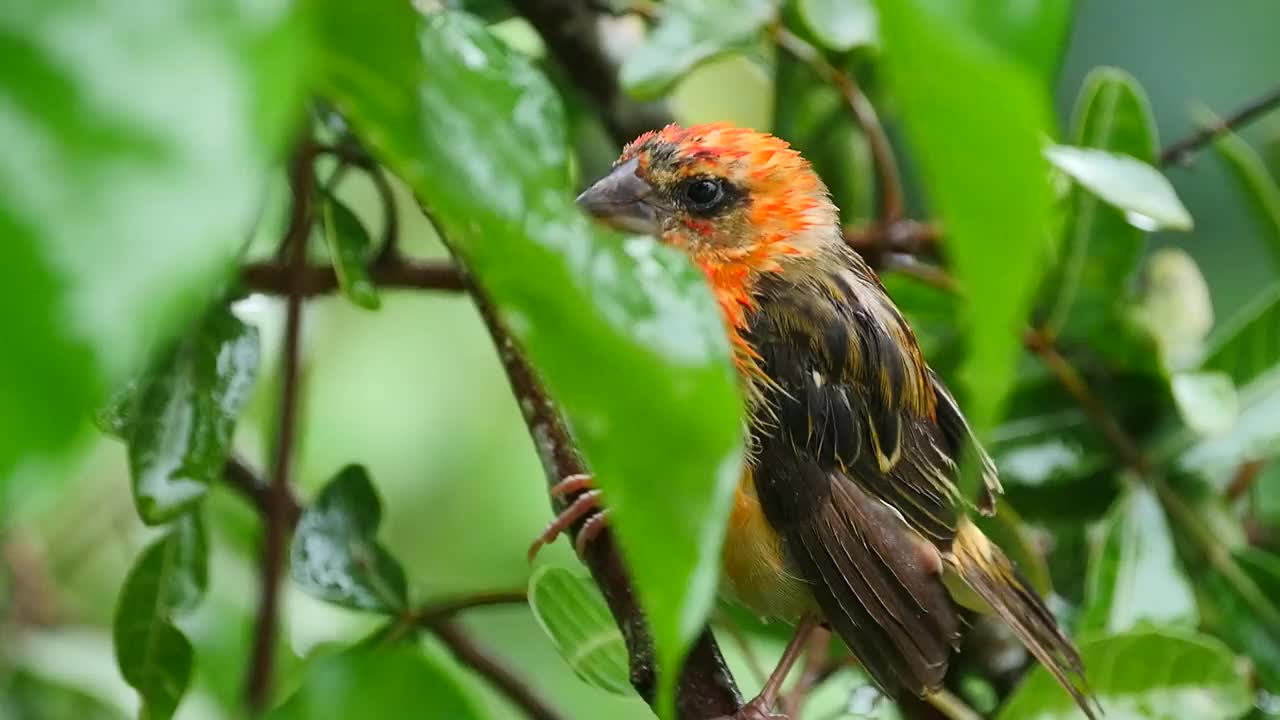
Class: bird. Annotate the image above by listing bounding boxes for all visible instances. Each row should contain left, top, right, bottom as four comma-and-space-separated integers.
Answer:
537, 123, 1099, 719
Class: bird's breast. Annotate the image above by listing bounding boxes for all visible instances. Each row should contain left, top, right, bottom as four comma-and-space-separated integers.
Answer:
720, 468, 815, 621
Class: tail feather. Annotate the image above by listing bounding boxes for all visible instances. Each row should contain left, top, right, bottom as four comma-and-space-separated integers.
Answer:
948, 518, 1101, 720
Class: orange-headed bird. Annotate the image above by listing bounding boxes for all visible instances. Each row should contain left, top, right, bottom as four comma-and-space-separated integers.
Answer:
553, 124, 1098, 719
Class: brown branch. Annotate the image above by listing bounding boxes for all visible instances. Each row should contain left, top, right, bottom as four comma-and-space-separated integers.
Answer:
408, 589, 529, 625
1023, 328, 1149, 475
466, 280, 742, 718
430, 620, 565, 720
223, 456, 302, 528
246, 140, 315, 712
1159, 84, 1280, 167
772, 26, 904, 223
1225, 458, 1267, 504
507, 0, 672, 145
241, 258, 465, 296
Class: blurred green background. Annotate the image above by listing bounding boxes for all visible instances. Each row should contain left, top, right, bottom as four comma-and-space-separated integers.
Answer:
3, 0, 1279, 718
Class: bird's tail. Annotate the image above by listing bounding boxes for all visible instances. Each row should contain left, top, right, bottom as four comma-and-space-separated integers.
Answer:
947, 518, 1101, 720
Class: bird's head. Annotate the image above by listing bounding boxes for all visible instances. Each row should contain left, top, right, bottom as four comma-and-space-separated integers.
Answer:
577, 123, 840, 276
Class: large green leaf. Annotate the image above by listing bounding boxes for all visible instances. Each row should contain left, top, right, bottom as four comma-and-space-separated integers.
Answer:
873, 0, 1055, 442
620, 0, 775, 99
0, 0, 304, 484
1201, 549, 1280, 692
920, 0, 1073, 82
111, 308, 260, 525
290, 465, 408, 614
312, 5, 744, 713
113, 513, 207, 720
1078, 482, 1197, 635
1044, 146, 1192, 231
267, 645, 483, 720
998, 629, 1252, 720
1211, 126, 1280, 272
1040, 69, 1160, 342
528, 565, 631, 695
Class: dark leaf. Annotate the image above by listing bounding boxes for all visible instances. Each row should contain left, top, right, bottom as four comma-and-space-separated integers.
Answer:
290, 465, 408, 613
1201, 549, 1280, 692
267, 645, 482, 720
1078, 482, 1197, 635
313, 5, 745, 710
321, 194, 381, 310
113, 513, 207, 720
123, 308, 260, 525
999, 628, 1252, 720
1209, 124, 1280, 272
620, 0, 775, 99
528, 565, 631, 695
0, 0, 304, 482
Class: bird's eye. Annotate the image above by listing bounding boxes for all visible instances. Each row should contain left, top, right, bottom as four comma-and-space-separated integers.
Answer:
683, 178, 724, 210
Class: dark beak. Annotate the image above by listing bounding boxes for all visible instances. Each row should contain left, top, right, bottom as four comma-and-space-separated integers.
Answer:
575, 158, 663, 235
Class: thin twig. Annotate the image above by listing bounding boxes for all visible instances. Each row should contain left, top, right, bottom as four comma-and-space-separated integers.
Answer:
1225, 459, 1267, 504
408, 589, 529, 625
772, 26, 903, 223
223, 456, 302, 528
430, 620, 565, 720
246, 140, 315, 712
241, 258, 465, 296
924, 689, 985, 720
1159, 84, 1280, 167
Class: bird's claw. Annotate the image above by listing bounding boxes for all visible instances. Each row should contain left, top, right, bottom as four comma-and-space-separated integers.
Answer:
527, 474, 611, 562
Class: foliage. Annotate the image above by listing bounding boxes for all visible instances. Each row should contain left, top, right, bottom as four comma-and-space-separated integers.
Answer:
3, 1, 1280, 719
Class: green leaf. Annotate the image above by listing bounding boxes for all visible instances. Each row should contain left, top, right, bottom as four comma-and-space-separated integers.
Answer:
2, 671, 125, 720
1045, 146, 1193, 231
267, 645, 482, 720
1201, 549, 1280, 692
1202, 279, 1280, 389
1041, 69, 1159, 342
113, 513, 207, 720
619, 0, 775, 99
1079, 482, 1197, 635
290, 464, 408, 614
873, 0, 1055, 441
797, 0, 879, 51
0, 0, 304, 482
118, 308, 259, 525
314, 6, 744, 713
1209, 125, 1280, 272
528, 565, 632, 695
1170, 371, 1238, 438
321, 194, 381, 310
919, 0, 1073, 82
998, 629, 1252, 720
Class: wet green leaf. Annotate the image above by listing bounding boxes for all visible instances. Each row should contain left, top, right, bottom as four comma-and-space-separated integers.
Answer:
1170, 371, 1238, 437
874, 0, 1055, 443
290, 465, 408, 613
999, 628, 1252, 720
1041, 69, 1159, 342
528, 565, 631, 695
113, 514, 207, 720
116, 308, 259, 525
620, 0, 775, 99
921, 0, 1073, 81
1210, 125, 1280, 272
1079, 483, 1197, 635
267, 645, 483, 720
313, 6, 744, 713
798, 0, 878, 51
321, 194, 381, 310
1201, 549, 1280, 692
0, 0, 304, 482
1045, 146, 1193, 231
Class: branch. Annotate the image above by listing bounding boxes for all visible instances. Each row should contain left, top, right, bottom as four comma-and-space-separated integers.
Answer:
407, 589, 529, 625
241, 258, 465, 296
772, 26, 904, 223
246, 140, 315, 712
429, 620, 564, 720
465, 280, 742, 718
223, 456, 302, 528
1159, 84, 1280, 167
507, 0, 673, 145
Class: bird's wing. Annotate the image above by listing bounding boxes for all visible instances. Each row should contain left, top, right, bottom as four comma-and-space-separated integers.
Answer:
745, 262, 971, 695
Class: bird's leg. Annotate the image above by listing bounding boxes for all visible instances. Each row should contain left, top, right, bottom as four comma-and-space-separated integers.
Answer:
727, 616, 819, 720
527, 474, 609, 561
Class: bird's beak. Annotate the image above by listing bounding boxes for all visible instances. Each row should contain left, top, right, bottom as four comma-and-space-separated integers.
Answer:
575, 158, 662, 236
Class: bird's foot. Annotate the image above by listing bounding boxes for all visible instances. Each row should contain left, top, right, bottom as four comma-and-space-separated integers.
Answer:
527, 474, 611, 561
717, 696, 786, 720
